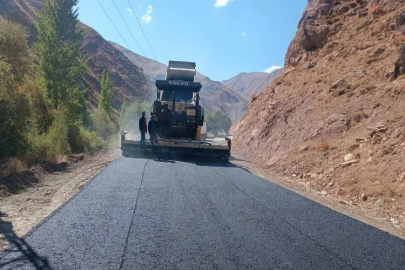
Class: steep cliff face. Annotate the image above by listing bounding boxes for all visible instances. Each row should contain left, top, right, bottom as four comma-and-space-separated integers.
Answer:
233, 0, 405, 217
0, 0, 153, 111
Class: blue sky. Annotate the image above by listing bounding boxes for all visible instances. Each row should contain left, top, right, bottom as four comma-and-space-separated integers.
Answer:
77, 0, 306, 81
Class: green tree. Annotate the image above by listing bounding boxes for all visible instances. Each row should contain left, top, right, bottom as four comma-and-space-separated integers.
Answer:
205, 111, 232, 135
36, 0, 88, 124
0, 20, 33, 159
0, 20, 33, 87
99, 69, 114, 117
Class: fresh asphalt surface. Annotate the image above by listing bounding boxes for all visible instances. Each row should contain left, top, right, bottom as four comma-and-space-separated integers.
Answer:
1, 156, 405, 269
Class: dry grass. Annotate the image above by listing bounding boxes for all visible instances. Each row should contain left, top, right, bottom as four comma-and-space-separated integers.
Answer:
316, 140, 331, 152
0, 158, 28, 177
356, 17, 372, 31
353, 110, 369, 123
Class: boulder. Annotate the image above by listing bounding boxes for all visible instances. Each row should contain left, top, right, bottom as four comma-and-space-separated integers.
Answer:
301, 24, 331, 51
334, 5, 350, 15
383, 45, 405, 81
344, 153, 354, 162
395, 11, 405, 28
330, 79, 349, 90
374, 48, 385, 56
375, 198, 384, 207
330, 79, 350, 95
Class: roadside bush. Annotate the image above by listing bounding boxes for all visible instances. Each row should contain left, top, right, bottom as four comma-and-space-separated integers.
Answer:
0, 158, 27, 177
27, 111, 70, 163
0, 93, 31, 159
90, 108, 118, 140
76, 127, 104, 153
46, 112, 71, 157
67, 124, 104, 154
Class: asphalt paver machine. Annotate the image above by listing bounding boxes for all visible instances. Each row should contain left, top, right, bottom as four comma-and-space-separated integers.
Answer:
121, 61, 231, 161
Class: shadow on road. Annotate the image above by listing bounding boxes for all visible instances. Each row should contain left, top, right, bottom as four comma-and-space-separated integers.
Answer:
0, 218, 52, 270
123, 152, 236, 168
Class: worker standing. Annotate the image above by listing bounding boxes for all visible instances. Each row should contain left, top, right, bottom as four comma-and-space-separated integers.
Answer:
139, 112, 147, 148
148, 115, 158, 148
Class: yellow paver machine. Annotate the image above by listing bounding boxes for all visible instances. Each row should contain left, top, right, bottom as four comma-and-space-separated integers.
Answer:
121, 61, 231, 161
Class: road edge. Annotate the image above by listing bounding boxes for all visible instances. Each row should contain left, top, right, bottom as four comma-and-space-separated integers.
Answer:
230, 159, 405, 240
0, 157, 123, 260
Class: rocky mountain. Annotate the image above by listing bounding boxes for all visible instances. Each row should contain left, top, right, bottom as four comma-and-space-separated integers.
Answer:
232, 0, 405, 223
110, 41, 248, 123
0, 0, 153, 111
222, 69, 284, 101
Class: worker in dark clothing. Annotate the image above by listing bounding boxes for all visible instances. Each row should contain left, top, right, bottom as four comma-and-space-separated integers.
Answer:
148, 115, 158, 148
139, 112, 147, 148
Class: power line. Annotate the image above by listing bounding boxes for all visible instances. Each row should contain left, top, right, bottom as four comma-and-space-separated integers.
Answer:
96, 0, 132, 51
111, 0, 146, 57
127, 0, 158, 61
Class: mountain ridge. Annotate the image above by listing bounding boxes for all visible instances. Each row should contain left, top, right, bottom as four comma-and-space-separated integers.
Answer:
110, 41, 248, 123
222, 69, 284, 100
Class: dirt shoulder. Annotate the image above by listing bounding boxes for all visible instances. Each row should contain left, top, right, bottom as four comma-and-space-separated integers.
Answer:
0, 150, 121, 252
231, 155, 405, 240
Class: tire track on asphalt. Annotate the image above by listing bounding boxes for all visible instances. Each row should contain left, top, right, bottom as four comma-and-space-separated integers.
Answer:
119, 159, 149, 270
172, 161, 256, 270
208, 166, 359, 270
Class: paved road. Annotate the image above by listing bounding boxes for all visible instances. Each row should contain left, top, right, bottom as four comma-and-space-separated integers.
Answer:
1, 157, 404, 269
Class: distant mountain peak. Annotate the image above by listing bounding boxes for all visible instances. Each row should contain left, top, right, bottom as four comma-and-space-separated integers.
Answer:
223, 68, 284, 100
110, 41, 248, 123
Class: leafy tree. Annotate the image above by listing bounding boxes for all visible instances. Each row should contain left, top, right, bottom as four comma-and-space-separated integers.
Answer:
0, 20, 33, 159
0, 20, 33, 84
205, 111, 232, 135
36, 0, 88, 124
99, 69, 114, 117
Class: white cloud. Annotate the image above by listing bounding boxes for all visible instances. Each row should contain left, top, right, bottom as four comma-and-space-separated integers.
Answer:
214, 0, 234, 7
264, 66, 283, 74
126, 7, 133, 15
142, 5, 153, 23
241, 32, 246, 37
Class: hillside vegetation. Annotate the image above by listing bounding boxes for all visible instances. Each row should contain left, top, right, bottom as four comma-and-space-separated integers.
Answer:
0, 0, 142, 176
0, 0, 153, 114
